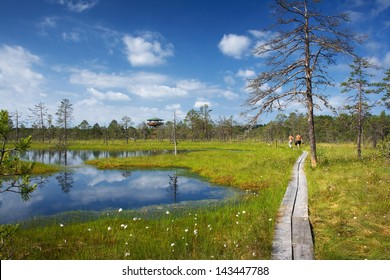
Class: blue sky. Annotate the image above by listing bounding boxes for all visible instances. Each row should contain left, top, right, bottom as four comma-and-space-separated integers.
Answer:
1, 0, 389, 127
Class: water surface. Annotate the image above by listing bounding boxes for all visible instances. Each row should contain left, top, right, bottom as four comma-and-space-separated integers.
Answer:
0, 150, 237, 224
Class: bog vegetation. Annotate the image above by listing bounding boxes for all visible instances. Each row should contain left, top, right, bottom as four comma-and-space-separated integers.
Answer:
0, 136, 389, 260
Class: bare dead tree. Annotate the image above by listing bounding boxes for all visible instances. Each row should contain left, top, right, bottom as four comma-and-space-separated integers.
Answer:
29, 102, 48, 142
246, 0, 366, 167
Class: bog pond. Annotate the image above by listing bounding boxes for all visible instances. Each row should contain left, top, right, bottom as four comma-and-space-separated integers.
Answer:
0, 150, 239, 224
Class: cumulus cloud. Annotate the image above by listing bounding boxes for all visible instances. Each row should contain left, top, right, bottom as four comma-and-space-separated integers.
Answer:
0, 45, 44, 95
123, 33, 174, 67
236, 69, 256, 78
218, 34, 251, 59
194, 100, 211, 108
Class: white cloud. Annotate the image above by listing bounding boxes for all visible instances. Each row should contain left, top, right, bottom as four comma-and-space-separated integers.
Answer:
0, 45, 44, 95
123, 33, 174, 67
384, 51, 390, 68
86, 87, 130, 101
165, 104, 182, 111
248, 30, 272, 39
70, 69, 187, 99
194, 100, 211, 108
220, 90, 239, 100
62, 31, 81, 42
223, 73, 236, 86
218, 34, 251, 59
176, 79, 205, 91
236, 69, 256, 78
48, 0, 99, 13
371, 0, 390, 16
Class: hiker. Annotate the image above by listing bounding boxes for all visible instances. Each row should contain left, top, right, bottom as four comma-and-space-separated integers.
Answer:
295, 134, 302, 148
288, 134, 294, 148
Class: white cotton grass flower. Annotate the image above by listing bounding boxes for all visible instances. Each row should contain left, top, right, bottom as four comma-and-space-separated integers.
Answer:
171, 243, 175, 247
118, 208, 123, 212
194, 229, 198, 235
166, 211, 170, 215
108, 226, 112, 231
60, 223, 64, 227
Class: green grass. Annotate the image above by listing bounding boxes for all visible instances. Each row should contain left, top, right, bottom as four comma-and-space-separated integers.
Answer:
306, 144, 390, 260
30, 162, 61, 175
2, 141, 301, 260
4, 141, 388, 260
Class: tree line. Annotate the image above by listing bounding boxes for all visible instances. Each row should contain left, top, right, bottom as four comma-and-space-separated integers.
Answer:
3, 100, 389, 147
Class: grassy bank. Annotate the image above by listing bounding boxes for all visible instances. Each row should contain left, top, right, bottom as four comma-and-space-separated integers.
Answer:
2, 142, 301, 259
306, 144, 390, 260
4, 141, 388, 259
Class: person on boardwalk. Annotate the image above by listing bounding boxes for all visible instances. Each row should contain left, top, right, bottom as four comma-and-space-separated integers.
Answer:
295, 133, 302, 148
288, 134, 294, 148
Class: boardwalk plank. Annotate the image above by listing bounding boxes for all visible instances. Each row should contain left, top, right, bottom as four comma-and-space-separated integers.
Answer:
271, 151, 314, 260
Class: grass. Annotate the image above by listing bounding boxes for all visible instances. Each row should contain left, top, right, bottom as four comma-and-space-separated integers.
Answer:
30, 162, 61, 175
306, 143, 390, 260
3, 141, 388, 260
2, 141, 301, 260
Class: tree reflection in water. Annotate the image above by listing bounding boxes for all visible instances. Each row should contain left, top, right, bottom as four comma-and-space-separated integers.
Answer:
55, 172, 74, 193
168, 174, 179, 203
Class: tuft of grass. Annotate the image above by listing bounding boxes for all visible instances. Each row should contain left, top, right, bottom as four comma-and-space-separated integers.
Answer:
30, 162, 61, 175
306, 144, 390, 260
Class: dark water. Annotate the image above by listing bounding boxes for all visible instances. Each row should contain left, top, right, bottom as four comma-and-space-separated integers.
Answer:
19, 149, 186, 166
0, 150, 237, 224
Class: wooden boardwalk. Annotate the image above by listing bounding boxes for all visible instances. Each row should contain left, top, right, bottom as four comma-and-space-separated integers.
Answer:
271, 151, 315, 260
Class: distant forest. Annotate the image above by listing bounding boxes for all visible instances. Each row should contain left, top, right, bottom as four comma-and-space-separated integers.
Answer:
5, 101, 390, 147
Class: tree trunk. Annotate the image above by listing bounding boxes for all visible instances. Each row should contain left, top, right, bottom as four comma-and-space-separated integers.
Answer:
307, 95, 317, 167
304, 5, 317, 168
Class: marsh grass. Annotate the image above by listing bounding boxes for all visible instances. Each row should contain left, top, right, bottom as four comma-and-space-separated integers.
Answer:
4, 189, 284, 260
2, 141, 301, 259
306, 144, 390, 259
